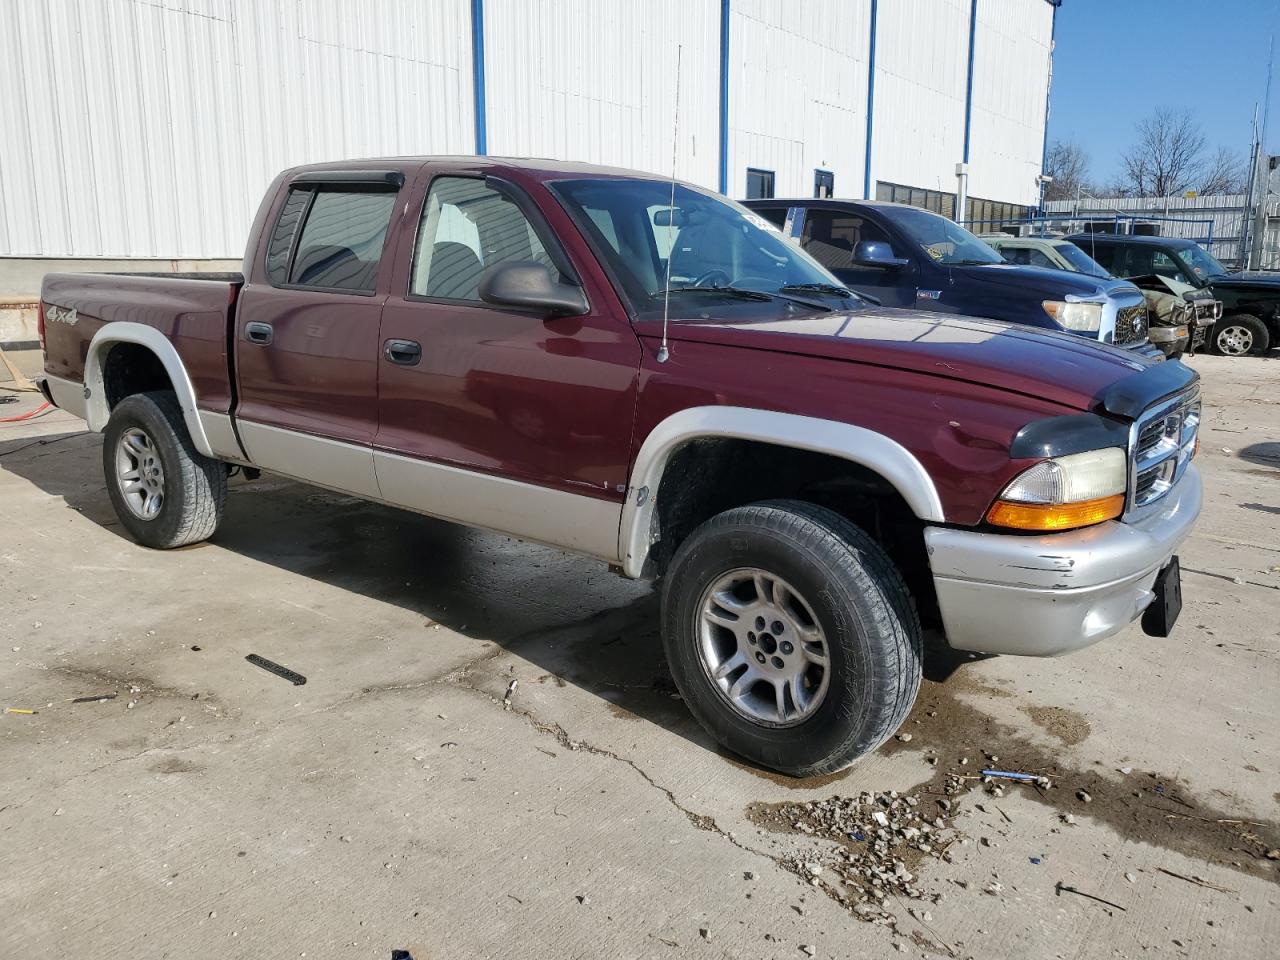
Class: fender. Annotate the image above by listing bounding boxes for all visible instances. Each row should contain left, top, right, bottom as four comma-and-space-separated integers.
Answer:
84, 322, 216, 458
618, 406, 946, 578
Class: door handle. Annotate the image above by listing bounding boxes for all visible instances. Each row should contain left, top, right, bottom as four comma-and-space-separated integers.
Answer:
383, 339, 422, 365
245, 321, 273, 345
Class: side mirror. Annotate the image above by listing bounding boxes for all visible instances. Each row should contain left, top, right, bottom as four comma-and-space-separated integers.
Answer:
853, 240, 910, 269
478, 261, 588, 316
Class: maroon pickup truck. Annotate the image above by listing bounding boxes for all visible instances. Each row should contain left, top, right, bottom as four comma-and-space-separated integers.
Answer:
38, 158, 1202, 776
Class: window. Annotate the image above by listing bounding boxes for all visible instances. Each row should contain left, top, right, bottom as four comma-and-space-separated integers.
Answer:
549, 177, 841, 315
267, 187, 397, 293
750, 205, 790, 229
1079, 241, 1115, 273
814, 170, 834, 199
799, 212, 892, 269
745, 168, 775, 200
410, 177, 555, 301
876, 181, 956, 219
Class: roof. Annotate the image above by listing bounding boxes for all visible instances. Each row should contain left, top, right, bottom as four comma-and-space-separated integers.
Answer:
281, 155, 674, 183
1065, 233, 1199, 249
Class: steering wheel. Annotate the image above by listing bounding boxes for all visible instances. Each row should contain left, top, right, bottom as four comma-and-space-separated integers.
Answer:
692, 268, 732, 288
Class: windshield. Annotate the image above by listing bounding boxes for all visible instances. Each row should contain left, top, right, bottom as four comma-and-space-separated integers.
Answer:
548, 178, 849, 314
1176, 243, 1229, 282
876, 205, 1003, 265
1055, 242, 1111, 279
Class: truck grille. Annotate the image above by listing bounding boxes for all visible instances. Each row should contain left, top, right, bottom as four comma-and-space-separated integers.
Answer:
1130, 389, 1199, 508
1115, 303, 1149, 345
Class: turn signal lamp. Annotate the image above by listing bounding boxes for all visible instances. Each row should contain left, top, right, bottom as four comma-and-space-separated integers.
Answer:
987, 449, 1126, 532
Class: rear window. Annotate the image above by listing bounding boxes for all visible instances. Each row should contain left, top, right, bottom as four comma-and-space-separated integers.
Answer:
266, 185, 398, 293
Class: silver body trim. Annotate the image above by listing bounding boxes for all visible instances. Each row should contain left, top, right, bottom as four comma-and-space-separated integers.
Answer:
236, 421, 381, 500
374, 450, 622, 561
196, 411, 250, 463
620, 406, 945, 578
42, 373, 88, 421
83, 322, 217, 457
926, 464, 1201, 656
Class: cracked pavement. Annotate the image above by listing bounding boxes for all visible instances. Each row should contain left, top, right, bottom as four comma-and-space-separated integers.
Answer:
2, 352, 1279, 959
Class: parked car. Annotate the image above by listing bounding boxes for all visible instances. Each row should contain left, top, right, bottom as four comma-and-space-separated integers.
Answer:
982, 234, 1111, 278
38, 158, 1201, 776
743, 198, 1158, 355
982, 235, 1216, 359
1067, 233, 1279, 357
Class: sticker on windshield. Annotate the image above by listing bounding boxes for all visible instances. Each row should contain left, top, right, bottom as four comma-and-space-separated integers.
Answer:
743, 212, 781, 234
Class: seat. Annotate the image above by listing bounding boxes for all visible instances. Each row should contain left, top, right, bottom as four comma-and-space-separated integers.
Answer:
426, 242, 485, 300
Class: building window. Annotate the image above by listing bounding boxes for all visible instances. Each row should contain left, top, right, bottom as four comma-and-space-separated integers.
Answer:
745, 168, 775, 200
875, 181, 956, 219
814, 169, 834, 199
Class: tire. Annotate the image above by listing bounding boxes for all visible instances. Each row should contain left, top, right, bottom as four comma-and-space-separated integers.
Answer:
102, 391, 226, 548
660, 499, 922, 777
1211, 314, 1270, 357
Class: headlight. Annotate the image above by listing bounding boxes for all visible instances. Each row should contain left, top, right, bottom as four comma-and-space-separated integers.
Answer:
987, 448, 1126, 531
1042, 300, 1103, 333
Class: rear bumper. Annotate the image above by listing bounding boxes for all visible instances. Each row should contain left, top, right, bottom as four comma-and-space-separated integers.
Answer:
924, 465, 1201, 656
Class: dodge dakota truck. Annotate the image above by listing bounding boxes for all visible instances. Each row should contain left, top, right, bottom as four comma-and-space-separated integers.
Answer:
38, 158, 1202, 776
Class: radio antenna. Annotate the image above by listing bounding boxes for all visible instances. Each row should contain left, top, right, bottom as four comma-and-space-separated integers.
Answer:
656, 44, 682, 364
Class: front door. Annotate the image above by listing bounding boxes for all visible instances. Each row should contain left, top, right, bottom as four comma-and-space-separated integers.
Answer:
373, 173, 641, 559
233, 176, 403, 498
796, 207, 916, 307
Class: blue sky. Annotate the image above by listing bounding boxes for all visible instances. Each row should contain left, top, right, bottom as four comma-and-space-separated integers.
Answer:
1048, 0, 1280, 185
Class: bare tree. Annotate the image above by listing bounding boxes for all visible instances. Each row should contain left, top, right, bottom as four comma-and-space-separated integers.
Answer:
1119, 108, 1207, 197
1197, 146, 1247, 195
1043, 140, 1090, 201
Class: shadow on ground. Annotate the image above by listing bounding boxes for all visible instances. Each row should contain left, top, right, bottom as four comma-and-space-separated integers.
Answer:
1, 429, 981, 775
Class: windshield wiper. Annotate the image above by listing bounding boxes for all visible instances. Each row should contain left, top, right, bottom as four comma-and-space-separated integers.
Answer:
661, 284, 773, 302
658, 284, 834, 314
778, 282, 856, 298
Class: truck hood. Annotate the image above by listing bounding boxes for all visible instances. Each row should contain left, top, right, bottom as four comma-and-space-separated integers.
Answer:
948, 262, 1141, 300
660, 307, 1152, 413
1210, 271, 1280, 292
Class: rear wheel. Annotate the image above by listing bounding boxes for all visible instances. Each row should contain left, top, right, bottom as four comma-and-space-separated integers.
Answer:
102, 391, 226, 548
661, 500, 922, 777
1212, 314, 1269, 356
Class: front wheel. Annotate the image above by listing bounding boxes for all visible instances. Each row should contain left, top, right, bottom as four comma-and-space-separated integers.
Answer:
102, 391, 227, 548
661, 500, 922, 777
1212, 314, 1270, 356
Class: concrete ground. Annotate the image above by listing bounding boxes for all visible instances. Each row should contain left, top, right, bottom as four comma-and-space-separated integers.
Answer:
2, 351, 1277, 960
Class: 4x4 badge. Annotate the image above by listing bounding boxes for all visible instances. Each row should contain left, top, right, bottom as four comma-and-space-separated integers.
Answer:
916, 290, 941, 301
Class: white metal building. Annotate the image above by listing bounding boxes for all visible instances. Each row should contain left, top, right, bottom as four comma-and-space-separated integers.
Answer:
0, 0, 1057, 338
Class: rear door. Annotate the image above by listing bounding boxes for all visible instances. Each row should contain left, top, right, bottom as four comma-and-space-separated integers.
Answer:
234, 171, 405, 497
372, 170, 641, 559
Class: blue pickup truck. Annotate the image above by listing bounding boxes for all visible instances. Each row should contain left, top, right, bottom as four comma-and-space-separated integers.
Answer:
744, 198, 1157, 356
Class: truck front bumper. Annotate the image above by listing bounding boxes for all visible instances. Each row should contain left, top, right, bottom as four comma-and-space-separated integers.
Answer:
924, 466, 1202, 656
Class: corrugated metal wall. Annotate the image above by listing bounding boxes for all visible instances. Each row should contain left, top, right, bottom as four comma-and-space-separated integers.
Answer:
870, 0, 970, 197
967, 0, 1053, 205
0, 0, 474, 259
484, 0, 721, 187
0, 0, 1054, 260
728, 0, 871, 200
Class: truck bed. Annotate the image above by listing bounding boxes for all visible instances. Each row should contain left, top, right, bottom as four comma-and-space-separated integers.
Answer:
42, 271, 243, 416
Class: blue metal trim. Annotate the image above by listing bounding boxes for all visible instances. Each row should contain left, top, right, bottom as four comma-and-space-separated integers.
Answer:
863, 0, 878, 199
471, 0, 487, 155
718, 0, 730, 194
1037, 0, 1058, 214
962, 0, 977, 164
